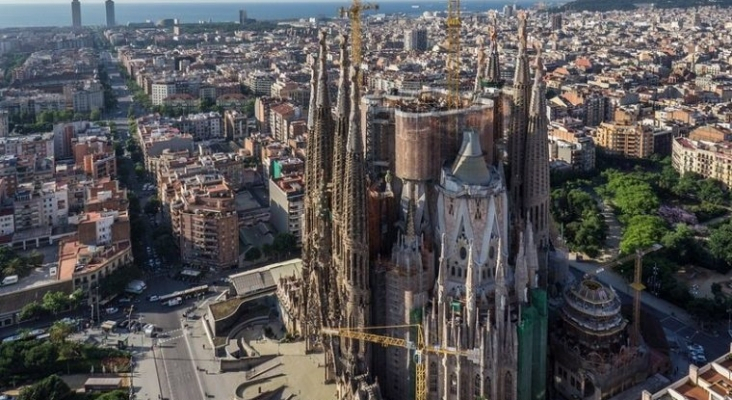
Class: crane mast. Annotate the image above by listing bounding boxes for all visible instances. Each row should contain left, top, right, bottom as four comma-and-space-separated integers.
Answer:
446, 0, 461, 108
595, 243, 662, 347
340, 0, 379, 87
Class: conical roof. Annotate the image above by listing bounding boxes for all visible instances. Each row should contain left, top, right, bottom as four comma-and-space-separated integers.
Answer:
451, 130, 491, 185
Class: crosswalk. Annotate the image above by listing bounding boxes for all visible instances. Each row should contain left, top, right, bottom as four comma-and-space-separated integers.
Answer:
155, 328, 185, 345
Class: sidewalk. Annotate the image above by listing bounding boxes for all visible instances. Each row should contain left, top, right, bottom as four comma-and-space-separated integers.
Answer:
569, 259, 696, 327
67, 327, 162, 400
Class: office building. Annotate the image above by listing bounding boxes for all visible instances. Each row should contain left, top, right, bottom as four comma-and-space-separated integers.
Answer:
239, 9, 248, 24
105, 0, 115, 27
0, 110, 8, 138
404, 28, 428, 51
71, 0, 81, 28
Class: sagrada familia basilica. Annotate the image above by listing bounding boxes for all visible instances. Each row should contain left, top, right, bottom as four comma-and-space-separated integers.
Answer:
280, 13, 552, 400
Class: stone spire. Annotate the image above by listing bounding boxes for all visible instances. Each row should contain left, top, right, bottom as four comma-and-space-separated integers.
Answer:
300, 29, 336, 358
524, 219, 539, 289
495, 240, 508, 312
508, 12, 531, 262
522, 48, 550, 252
451, 130, 492, 186
310, 29, 335, 193
332, 33, 351, 240
465, 241, 476, 333
307, 57, 318, 131
342, 64, 370, 326
336, 33, 351, 119
316, 31, 331, 109
514, 231, 528, 303
474, 41, 486, 93
485, 18, 502, 86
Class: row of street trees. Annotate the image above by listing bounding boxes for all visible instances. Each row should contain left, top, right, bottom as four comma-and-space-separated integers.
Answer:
19, 289, 84, 321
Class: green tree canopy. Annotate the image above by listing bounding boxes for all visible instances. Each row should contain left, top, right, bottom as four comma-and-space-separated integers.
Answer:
17, 374, 71, 400
620, 215, 668, 254
42, 291, 69, 315
49, 322, 73, 344
709, 222, 732, 266
19, 301, 45, 321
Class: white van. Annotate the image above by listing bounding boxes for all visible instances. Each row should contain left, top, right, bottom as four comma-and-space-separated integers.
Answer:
1, 275, 18, 286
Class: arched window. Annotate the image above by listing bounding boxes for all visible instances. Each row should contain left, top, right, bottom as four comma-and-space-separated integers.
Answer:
475, 374, 482, 397
489, 246, 495, 259
429, 362, 438, 392
504, 371, 513, 400
451, 266, 456, 276
485, 376, 492, 398
450, 373, 458, 394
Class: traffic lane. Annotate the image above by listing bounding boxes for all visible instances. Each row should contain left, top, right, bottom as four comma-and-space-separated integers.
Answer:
159, 336, 203, 400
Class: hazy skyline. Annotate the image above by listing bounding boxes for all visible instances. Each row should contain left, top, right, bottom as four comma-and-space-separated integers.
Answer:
0, 0, 520, 3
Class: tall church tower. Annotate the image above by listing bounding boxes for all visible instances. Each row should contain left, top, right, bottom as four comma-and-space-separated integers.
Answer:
301, 30, 338, 375
299, 29, 381, 399
522, 51, 550, 265
508, 12, 532, 263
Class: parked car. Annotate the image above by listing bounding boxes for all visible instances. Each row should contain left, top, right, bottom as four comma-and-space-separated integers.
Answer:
105, 307, 119, 314
148, 295, 159, 302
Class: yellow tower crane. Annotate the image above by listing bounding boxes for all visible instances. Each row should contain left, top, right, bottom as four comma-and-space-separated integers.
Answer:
340, 0, 379, 87
322, 324, 480, 400
446, 0, 461, 108
594, 243, 663, 347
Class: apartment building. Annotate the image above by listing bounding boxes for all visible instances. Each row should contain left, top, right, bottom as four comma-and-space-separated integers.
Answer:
137, 123, 194, 174
73, 136, 116, 180
672, 137, 732, 188
13, 181, 68, 231
169, 174, 239, 270
551, 136, 596, 171
269, 174, 304, 245
58, 210, 133, 293
175, 112, 223, 141
151, 82, 177, 105
595, 122, 654, 158
643, 343, 732, 400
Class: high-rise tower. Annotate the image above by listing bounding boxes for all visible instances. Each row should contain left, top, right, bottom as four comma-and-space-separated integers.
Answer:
71, 0, 82, 28
105, 0, 116, 27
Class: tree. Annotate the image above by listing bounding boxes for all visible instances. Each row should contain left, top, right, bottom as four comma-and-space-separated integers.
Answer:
49, 322, 73, 344
273, 233, 298, 258
144, 197, 161, 215
42, 291, 69, 316
243, 99, 255, 116
661, 224, 695, 263
245, 247, 262, 261
134, 163, 146, 179
23, 342, 58, 371
18, 301, 44, 321
620, 215, 668, 254
709, 222, 732, 266
698, 179, 728, 205
712, 282, 723, 297
96, 390, 129, 400
89, 109, 102, 121
17, 374, 71, 400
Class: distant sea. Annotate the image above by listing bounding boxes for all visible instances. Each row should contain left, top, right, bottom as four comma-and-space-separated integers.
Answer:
0, 1, 542, 28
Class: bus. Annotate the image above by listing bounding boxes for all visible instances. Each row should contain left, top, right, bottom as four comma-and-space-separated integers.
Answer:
157, 285, 210, 303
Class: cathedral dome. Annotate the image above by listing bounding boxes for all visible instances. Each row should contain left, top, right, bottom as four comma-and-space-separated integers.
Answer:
561, 277, 626, 338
